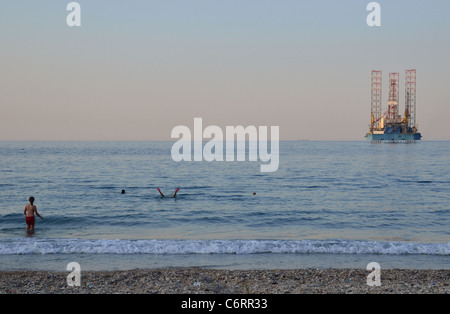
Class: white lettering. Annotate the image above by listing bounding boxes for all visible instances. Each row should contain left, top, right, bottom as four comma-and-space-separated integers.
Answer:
203, 125, 224, 162
181, 298, 215, 312
367, 262, 381, 286
66, 2, 81, 27
171, 125, 192, 162
171, 118, 280, 173
366, 2, 381, 27
66, 262, 81, 287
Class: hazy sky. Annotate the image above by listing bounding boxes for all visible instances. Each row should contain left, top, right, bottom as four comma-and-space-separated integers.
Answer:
1, 0, 449, 141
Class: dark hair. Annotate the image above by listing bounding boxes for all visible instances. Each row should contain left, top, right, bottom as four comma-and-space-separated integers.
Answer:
29, 197, 35, 205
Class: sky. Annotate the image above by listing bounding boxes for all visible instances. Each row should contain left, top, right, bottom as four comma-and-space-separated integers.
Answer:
1, 0, 449, 141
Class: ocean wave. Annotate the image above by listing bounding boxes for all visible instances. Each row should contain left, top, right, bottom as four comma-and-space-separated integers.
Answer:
0, 239, 449, 256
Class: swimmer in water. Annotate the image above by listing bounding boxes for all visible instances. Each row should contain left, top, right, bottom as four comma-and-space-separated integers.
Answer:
157, 188, 180, 198
24, 196, 43, 234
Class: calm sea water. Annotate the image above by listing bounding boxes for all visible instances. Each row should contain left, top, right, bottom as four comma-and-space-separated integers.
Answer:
0, 141, 449, 270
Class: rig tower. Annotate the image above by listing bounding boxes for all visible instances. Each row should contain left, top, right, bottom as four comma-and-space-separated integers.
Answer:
366, 70, 422, 143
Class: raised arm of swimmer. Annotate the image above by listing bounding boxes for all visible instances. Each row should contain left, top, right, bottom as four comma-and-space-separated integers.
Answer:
157, 188, 180, 198
157, 187, 165, 197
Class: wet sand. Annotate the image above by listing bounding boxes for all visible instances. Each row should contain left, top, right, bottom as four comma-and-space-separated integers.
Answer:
0, 268, 448, 294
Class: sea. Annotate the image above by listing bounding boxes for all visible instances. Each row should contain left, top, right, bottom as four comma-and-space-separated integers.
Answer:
0, 141, 449, 271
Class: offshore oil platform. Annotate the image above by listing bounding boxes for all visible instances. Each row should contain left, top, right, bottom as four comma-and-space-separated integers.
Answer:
365, 69, 422, 143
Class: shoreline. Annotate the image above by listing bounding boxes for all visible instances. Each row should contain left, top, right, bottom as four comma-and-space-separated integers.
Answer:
1, 268, 448, 294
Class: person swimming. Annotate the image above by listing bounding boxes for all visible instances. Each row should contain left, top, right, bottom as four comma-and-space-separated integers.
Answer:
157, 188, 180, 198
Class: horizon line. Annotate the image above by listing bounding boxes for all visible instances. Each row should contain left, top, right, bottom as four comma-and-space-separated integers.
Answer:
0, 139, 448, 142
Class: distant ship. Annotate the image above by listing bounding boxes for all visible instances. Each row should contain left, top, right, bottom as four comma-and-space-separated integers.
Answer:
365, 70, 422, 143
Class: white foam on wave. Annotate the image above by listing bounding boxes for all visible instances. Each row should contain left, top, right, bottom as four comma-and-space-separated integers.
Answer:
0, 238, 449, 255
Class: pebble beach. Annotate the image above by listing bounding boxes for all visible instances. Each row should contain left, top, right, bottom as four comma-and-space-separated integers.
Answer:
1, 268, 448, 294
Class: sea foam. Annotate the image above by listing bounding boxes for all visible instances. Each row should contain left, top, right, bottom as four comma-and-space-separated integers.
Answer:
0, 239, 449, 255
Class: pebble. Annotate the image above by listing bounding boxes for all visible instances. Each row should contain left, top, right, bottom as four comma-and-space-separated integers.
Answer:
0, 268, 448, 294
